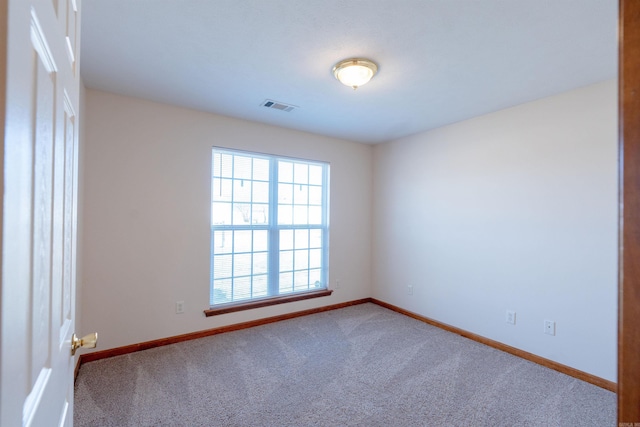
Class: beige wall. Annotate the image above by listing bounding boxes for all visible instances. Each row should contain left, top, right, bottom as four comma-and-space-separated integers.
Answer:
372, 80, 618, 381
81, 89, 373, 351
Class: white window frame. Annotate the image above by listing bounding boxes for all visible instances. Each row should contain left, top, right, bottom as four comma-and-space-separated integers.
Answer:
209, 147, 330, 307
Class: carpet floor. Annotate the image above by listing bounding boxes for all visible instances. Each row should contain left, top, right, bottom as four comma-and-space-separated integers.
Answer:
74, 303, 616, 426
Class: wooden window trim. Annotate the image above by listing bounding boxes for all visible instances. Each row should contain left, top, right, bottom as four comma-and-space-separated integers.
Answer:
204, 289, 333, 317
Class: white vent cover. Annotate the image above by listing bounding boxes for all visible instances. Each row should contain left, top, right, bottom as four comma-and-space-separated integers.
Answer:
261, 99, 297, 112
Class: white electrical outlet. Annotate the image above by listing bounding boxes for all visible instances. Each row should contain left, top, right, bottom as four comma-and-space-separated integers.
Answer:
544, 320, 555, 336
506, 310, 516, 325
407, 285, 413, 295
335, 279, 340, 289
176, 301, 185, 314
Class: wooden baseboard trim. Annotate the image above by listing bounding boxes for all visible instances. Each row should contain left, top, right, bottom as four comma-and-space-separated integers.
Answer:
77, 297, 615, 393
370, 298, 616, 392
74, 357, 81, 383
78, 297, 372, 365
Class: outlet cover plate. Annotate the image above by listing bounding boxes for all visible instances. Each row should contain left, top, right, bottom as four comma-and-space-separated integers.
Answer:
176, 301, 185, 314
544, 320, 555, 335
506, 310, 516, 325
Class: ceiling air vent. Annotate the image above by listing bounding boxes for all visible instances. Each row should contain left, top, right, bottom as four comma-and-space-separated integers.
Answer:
261, 99, 297, 112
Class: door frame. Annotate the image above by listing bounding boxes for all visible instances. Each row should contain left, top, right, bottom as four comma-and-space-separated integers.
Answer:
619, 0, 640, 423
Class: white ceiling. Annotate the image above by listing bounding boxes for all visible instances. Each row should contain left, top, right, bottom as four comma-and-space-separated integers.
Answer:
80, 1, 617, 144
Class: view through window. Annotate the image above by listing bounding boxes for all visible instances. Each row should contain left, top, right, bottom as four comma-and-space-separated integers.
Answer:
210, 148, 329, 305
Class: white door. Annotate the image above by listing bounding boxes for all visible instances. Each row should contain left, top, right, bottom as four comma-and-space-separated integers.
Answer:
1, 0, 82, 425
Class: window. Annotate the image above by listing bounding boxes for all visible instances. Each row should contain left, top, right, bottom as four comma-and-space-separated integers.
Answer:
210, 148, 329, 307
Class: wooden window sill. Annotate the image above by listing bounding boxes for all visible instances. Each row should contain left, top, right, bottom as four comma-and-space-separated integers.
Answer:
204, 289, 334, 317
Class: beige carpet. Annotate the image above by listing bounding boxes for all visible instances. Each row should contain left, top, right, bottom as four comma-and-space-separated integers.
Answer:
74, 303, 615, 426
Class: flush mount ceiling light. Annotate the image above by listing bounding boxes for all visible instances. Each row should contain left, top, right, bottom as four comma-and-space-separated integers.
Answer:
332, 58, 378, 90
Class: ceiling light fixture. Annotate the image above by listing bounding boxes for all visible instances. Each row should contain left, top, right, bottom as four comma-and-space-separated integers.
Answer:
332, 58, 378, 90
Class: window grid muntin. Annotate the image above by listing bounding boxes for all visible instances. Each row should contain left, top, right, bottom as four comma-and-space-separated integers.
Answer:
277, 226, 324, 294
277, 159, 323, 227
211, 149, 328, 305
211, 228, 270, 304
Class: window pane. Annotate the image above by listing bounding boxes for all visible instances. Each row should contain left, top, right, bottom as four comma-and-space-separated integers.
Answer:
279, 272, 293, 293
253, 275, 268, 297
280, 230, 293, 250
213, 279, 232, 304
309, 186, 322, 205
234, 156, 252, 180
212, 178, 233, 201
253, 181, 269, 203
309, 206, 322, 224
234, 230, 252, 253
278, 183, 292, 204
293, 206, 307, 225
212, 153, 222, 176
233, 204, 251, 225
278, 204, 293, 225
293, 185, 308, 205
234, 179, 251, 202
252, 204, 268, 224
295, 229, 309, 249
212, 202, 232, 225
294, 270, 309, 291
309, 249, 322, 269
220, 154, 233, 178
254, 231, 268, 252
309, 269, 322, 287
213, 230, 232, 254
309, 165, 323, 185
294, 163, 308, 184
233, 276, 251, 300
253, 252, 268, 275
253, 158, 270, 181
233, 253, 252, 277
213, 254, 232, 279
294, 249, 309, 270
310, 229, 322, 248
279, 161, 293, 183
280, 250, 293, 272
